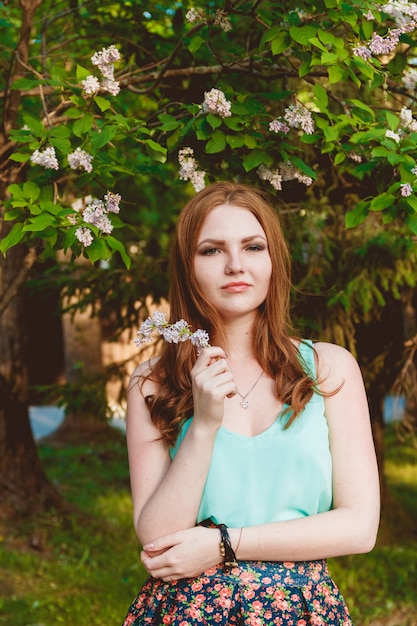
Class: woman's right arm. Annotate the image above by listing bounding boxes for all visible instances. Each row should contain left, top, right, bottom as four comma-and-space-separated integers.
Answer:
126, 347, 235, 546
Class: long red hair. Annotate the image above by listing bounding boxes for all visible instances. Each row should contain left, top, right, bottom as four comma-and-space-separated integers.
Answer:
142, 181, 315, 444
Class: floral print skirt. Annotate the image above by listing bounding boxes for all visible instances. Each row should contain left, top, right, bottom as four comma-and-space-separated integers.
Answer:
122, 559, 352, 625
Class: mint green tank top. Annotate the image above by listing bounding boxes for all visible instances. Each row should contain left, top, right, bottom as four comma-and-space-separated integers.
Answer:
169, 340, 332, 527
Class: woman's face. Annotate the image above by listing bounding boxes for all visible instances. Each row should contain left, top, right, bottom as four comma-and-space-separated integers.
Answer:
194, 204, 272, 322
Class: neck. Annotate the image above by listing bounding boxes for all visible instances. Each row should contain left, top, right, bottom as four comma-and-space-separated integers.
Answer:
221, 318, 256, 361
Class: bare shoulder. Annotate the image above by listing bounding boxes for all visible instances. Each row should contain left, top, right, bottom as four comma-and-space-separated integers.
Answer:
128, 356, 160, 398
313, 341, 362, 393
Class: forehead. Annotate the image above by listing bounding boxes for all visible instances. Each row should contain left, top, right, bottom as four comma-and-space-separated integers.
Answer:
197, 203, 266, 239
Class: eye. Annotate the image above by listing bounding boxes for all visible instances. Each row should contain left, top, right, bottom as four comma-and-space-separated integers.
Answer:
246, 243, 265, 252
200, 247, 221, 255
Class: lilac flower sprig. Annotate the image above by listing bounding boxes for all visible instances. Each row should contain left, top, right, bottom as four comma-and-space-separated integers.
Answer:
135, 311, 210, 355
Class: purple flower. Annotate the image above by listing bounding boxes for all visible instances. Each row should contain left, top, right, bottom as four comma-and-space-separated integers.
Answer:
134, 312, 210, 353
401, 182, 413, 197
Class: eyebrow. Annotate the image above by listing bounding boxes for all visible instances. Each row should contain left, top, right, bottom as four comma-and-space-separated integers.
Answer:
197, 235, 267, 246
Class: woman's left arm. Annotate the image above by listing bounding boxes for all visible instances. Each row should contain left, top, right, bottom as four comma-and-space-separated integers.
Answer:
142, 342, 380, 577
227, 342, 380, 562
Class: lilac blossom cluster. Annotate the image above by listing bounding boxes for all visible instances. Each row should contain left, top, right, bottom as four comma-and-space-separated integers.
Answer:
71, 191, 121, 247
186, 7, 232, 31
402, 66, 417, 90
68, 147, 94, 173
30, 145, 94, 173
30, 146, 59, 170
135, 311, 210, 355
400, 182, 413, 196
269, 103, 315, 136
353, 1, 417, 60
178, 147, 206, 192
82, 44, 121, 97
202, 88, 232, 118
257, 162, 313, 191
384, 106, 417, 144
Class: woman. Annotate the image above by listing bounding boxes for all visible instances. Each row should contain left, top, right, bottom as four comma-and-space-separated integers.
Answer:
122, 181, 380, 625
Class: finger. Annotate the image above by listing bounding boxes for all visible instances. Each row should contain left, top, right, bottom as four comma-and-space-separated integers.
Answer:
196, 346, 228, 365
142, 533, 178, 553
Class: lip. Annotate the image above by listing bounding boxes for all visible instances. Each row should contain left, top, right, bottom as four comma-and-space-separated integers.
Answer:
221, 281, 250, 292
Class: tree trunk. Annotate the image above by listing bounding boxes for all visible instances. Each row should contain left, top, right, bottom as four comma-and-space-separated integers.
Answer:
0, 233, 62, 521
0, 0, 63, 523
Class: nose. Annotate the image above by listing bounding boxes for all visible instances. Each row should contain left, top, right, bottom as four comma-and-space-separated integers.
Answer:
225, 251, 244, 274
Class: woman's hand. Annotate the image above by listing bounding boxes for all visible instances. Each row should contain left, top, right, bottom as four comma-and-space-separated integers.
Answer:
191, 347, 236, 429
140, 526, 221, 581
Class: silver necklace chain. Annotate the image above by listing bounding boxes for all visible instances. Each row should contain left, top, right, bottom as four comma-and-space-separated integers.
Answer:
235, 370, 264, 409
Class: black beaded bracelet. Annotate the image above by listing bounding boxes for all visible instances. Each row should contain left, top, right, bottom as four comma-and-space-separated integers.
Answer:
199, 518, 238, 572
218, 523, 238, 571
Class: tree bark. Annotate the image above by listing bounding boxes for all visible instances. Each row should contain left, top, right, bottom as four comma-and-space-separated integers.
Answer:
0, 228, 62, 520
0, 0, 63, 523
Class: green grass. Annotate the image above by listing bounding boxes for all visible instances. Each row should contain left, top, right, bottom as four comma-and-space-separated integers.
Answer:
0, 425, 416, 625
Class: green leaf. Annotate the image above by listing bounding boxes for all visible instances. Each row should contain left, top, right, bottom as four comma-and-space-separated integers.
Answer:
7, 183, 25, 199
369, 193, 395, 212
205, 130, 226, 153
405, 195, 417, 212
242, 149, 268, 172
345, 202, 369, 228
321, 52, 339, 65
271, 32, 291, 56
107, 236, 131, 268
76, 64, 91, 81
65, 108, 84, 119
223, 117, 245, 131
317, 29, 337, 46
226, 135, 245, 148
85, 238, 111, 264
314, 84, 328, 110
385, 110, 399, 131
328, 65, 345, 84
405, 212, 417, 234
309, 37, 327, 53
22, 114, 44, 137
261, 25, 281, 45
323, 125, 339, 142
11, 77, 42, 90
351, 57, 375, 80
334, 152, 346, 165
0, 222, 25, 254
349, 99, 375, 120
49, 137, 72, 152
23, 181, 40, 203
23, 213, 57, 231
188, 35, 204, 55
298, 54, 312, 77
291, 156, 316, 179
371, 146, 389, 157
50, 126, 71, 138
206, 114, 222, 129
94, 96, 111, 112
91, 125, 118, 150
289, 25, 317, 46
244, 134, 258, 149
9, 152, 30, 163
144, 139, 167, 162
73, 113, 94, 137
